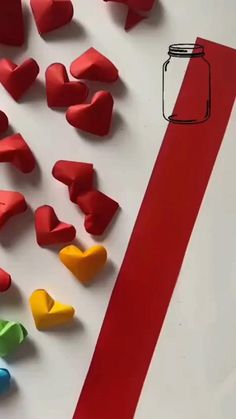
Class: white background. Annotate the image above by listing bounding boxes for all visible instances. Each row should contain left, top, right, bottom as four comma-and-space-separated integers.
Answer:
0, 1, 235, 418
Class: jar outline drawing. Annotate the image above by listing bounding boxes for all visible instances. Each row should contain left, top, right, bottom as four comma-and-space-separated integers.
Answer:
162, 43, 211, 124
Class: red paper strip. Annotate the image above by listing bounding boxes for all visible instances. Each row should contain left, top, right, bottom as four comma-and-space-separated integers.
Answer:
73, 38, 236, 419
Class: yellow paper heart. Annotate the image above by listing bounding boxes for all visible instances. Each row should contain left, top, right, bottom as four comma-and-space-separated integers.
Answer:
29, 290, 75, 330
59, 245, 107, 283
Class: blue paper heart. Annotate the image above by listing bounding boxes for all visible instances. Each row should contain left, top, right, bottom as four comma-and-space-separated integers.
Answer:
0, 368, 11, 394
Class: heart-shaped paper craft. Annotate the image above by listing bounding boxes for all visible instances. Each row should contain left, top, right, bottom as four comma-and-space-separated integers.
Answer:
0, 320, 28, 357
66, 91, 114, 136
70, 48, 119, 82
0, 133, 36, 173
35, 205, 76, 246
30, 289, 75, 330
0, 1, 24, 46
0, 268, 11, 293
125, 8, 146, 30
59, 245, 107, 283
0, 111, 9, 135
0, 58, 40, 101
46, 63, 88, 108
52, 160, 94, 203
30, 0, 74, 35
77, 190, 120, 235
0, 369, 11, 394
0, 190, 27, 229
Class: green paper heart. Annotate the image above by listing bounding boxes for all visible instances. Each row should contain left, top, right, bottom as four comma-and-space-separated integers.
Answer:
0, 320, 28, 357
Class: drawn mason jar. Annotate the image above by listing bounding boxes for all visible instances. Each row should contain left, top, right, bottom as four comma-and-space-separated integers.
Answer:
162, 44, 211, 124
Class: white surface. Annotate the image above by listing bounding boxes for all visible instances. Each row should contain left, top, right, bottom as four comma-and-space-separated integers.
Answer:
0, 1, 235, 418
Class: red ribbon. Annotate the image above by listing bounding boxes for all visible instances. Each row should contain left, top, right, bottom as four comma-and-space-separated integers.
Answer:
73, 38, 236, 419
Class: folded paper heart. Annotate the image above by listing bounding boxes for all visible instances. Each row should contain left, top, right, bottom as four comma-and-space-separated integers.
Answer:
30, 0, 74, 35
30, 289, 75, 330
0, 133, 36, 173
0, 320, 28, 357
0, 111, 9, 135
52, 160, 94, 203
59, 245, 107, 283
66, 91, 114, 136
35, 205, 76, 246
46, 63, 88, 108
0, 58, 40, 101
0, 190, 27, 229
0, 1, 24, 46
70, 48, 119, 82
103, 0, 154, 30
0, 268, 11, 293
77, 190, 120, 235
0, 369, 11, 394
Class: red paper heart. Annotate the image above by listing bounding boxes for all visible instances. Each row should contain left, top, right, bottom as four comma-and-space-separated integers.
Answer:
70, 48, 119, 82
0, 134, 36, 173
46, 63, 88, 108
52, 160, 94, 203
0, 111, 9, 135
0, 0, 24, 46
30, 0, 74, 35
125, 9, 146, 31
66, 91, 114, 137
0, 58, 40, 101
0, 190, 27, 229
0, 268, 11, 293
77, 190, 119, 235
35, 205, 76, 246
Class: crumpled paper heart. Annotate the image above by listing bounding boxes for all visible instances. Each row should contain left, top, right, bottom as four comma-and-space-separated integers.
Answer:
0, 320, 28, 357
46, 63, 88, 108
59, 245, 107, 283
103, 0, 155, 30
35, 205, 76, 246
0, 58, 40, 101
52, 160, 94, 203
0, 369, 11, 394
30, 0, 74, 35
0, 133, 36, 173
0, 111, 9, 135
66, 91, 114, 137
0, 190, 27, 229
30, 289, 75, 330
70, 47, 119, 82
77, 190, 120, 235
0, 1, 24, 46
0, 268, 11, 293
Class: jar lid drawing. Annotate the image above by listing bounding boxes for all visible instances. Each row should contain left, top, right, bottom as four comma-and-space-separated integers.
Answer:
162, 43, 211, 124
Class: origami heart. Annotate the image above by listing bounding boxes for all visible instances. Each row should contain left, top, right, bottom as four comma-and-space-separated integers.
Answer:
0, 268, 11, 293
0, 320, 28, 357
0, 190, 27, 229
70, 48, 119, 82
59, 245, 107, 283
66, 91, 114, 137
30, 289, 75, 330
0, 1, 24, 46
77, 190, 120, 235
125, 9, 146, 31
0, 133, 36, 173
35, 205, 76, 246
0, 58, 40, 101
46, 63, 88, 108
0, 111, 9, 135
0, 369, 11, 394
30, 0, 74, 35
52, 160, 94, 203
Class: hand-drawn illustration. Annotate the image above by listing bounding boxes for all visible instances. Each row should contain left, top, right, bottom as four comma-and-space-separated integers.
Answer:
162, 43, 211, 124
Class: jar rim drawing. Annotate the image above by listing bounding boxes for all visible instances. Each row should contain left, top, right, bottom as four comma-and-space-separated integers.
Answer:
162, 43, 211, 124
